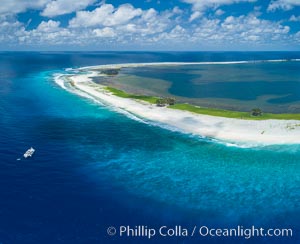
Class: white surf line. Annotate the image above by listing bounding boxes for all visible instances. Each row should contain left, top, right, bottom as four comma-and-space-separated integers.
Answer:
77, 59, 300, 71
55, 61, 300, 147
75, 87, 300, 146
54, 73, 149, 124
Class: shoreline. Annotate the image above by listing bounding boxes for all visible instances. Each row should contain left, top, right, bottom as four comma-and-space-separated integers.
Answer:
55, 66, 300, 146
75, 59, 300, 73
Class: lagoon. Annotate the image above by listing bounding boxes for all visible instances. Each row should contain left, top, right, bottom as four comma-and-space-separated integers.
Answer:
94, 61, 300, 113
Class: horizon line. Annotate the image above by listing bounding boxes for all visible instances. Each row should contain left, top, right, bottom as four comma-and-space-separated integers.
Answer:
1, 50, 300, 52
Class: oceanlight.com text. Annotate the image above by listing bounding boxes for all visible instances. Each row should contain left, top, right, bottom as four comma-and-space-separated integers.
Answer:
106, 225, 293, 240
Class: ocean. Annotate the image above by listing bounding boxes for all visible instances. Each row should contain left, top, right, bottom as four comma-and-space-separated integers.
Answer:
0, 52, 300, 244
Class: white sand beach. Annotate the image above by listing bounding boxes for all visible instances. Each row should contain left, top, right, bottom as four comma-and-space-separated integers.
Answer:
57, 67, 300, 146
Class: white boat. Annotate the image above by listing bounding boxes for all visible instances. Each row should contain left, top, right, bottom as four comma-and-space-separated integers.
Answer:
23, 147, 35, 158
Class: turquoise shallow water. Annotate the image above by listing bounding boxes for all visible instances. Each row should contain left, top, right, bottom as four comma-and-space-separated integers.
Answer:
0, 52, 300, 243
83, 129, 300, 223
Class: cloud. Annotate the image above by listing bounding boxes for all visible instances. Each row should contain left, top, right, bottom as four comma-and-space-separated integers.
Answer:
172, 6, 183, 15
215, 9, 225, 15
182, 0, 256, 21
182, 0, 256, 11
0, 3, 175, 48
0, 15, 24, 44
189, 11, 202, 22
0, 0, 49, 14
191, 13, 291, 46
296, 31, 300, 41
69, 4, 143, 28
93, 27, 116, 37
0, 0, 96, 17
153, 25, 187, 42
133, 8, 174, 35
37, 20, 61, 32
268, 0, 300, 11
289, 15, 300, 21
41, 0, 96, 17
0, 2, 298, 50
23, 20, 73, 45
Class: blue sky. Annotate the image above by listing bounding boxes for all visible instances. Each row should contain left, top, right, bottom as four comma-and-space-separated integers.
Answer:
1, 0, 300, 51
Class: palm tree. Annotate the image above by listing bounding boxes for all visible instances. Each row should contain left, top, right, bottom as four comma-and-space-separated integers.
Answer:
166, 98, 176, 105
156, 98, 165, 107
251, 108, 262, 116
156, 97, 176, 106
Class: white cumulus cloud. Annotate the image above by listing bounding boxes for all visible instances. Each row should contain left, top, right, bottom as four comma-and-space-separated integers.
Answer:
0, 0, 96, 17
41, 0, 96, 17
268, 0, 300, 11
37, 20, 61, 32
182, 0, 256, 21
0, 2, 299, 50
69, 4, 143, 28
182, 0, 256, 11
0, 0, 49, 14
191, 13, 291, 46
93, 27, 116, 37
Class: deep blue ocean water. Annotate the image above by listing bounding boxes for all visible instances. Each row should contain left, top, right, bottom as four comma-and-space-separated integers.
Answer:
0, 52, 300, 244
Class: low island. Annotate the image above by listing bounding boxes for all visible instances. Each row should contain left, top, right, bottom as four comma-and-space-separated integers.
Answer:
56, 63, 300, 146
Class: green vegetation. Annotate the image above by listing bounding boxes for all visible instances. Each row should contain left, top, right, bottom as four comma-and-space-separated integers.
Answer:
156, 97, 176, 107
169, 103, 252, 119
104, 86, 158, 104
170, 103, 300, 120
251, 108, 263, 116
104, 86, 176, 106
104, 86, 300, 120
